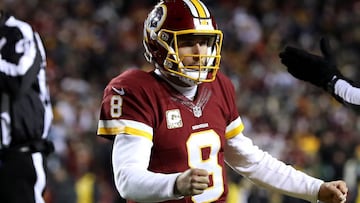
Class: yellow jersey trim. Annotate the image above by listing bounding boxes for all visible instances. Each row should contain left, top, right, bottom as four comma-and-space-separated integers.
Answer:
225, 123, 244, 139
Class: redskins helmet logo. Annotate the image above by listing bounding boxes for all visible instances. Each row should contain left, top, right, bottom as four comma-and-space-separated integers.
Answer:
146, 4, 167, 32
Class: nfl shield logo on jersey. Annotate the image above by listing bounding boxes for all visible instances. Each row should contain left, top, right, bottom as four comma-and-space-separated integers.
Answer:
166, 109, 183, 129
192, 106, 202, 118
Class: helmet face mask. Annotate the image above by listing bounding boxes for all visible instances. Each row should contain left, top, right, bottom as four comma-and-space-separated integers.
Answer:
143, 0, 223, 86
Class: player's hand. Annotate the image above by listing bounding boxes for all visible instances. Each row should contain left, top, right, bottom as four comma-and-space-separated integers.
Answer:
318, 181, 348, 203
174, 168, 210, 196
279, 38, 342, 89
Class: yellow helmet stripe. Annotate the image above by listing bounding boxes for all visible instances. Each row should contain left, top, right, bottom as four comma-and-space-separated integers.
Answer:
184, 0, 210, 18
190, 0, 207, 18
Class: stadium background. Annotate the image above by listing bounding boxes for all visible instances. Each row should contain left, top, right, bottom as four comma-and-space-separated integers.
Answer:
1, 0, 360, 202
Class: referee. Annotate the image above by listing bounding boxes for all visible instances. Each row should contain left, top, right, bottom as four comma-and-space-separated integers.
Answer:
0, 11, 53, 203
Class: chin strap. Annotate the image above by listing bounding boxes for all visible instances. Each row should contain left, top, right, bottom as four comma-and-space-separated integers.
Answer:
155, 68, 199, 88
178, 74, 200, 87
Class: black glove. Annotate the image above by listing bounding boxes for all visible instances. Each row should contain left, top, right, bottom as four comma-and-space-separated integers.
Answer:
279, 38, 342, 89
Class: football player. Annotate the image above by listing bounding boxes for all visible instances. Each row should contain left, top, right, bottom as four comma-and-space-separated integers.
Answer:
280, 37, 360, 112
97, 1, 348, 203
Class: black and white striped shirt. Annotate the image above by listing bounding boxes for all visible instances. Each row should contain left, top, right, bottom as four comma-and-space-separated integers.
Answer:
0, 13, 53, 148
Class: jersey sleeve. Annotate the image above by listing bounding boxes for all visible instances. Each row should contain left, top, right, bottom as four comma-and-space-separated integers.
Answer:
97, 71, 156, 140
215, 72, 244, 139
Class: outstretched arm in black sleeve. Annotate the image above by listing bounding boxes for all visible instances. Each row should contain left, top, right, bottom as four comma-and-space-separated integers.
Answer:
279, 37, 360, 113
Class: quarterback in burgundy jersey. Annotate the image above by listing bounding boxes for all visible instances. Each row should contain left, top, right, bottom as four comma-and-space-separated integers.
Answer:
97, 1, 348, 203
99, 69, 239, 202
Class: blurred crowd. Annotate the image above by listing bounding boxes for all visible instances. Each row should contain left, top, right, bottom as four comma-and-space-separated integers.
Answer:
2, 0, 360, 203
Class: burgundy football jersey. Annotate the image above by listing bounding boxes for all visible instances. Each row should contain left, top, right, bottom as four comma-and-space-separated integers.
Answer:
97, 69, 241, 203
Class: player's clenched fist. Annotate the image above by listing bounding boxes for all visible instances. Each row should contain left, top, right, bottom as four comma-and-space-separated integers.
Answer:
174, 168, 210, 196
318, 181, 348, 203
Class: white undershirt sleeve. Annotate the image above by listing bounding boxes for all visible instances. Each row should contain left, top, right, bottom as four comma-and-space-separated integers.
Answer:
334, 79, 360, 105
224, 132, 323, 203
112, 133, 182, 202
